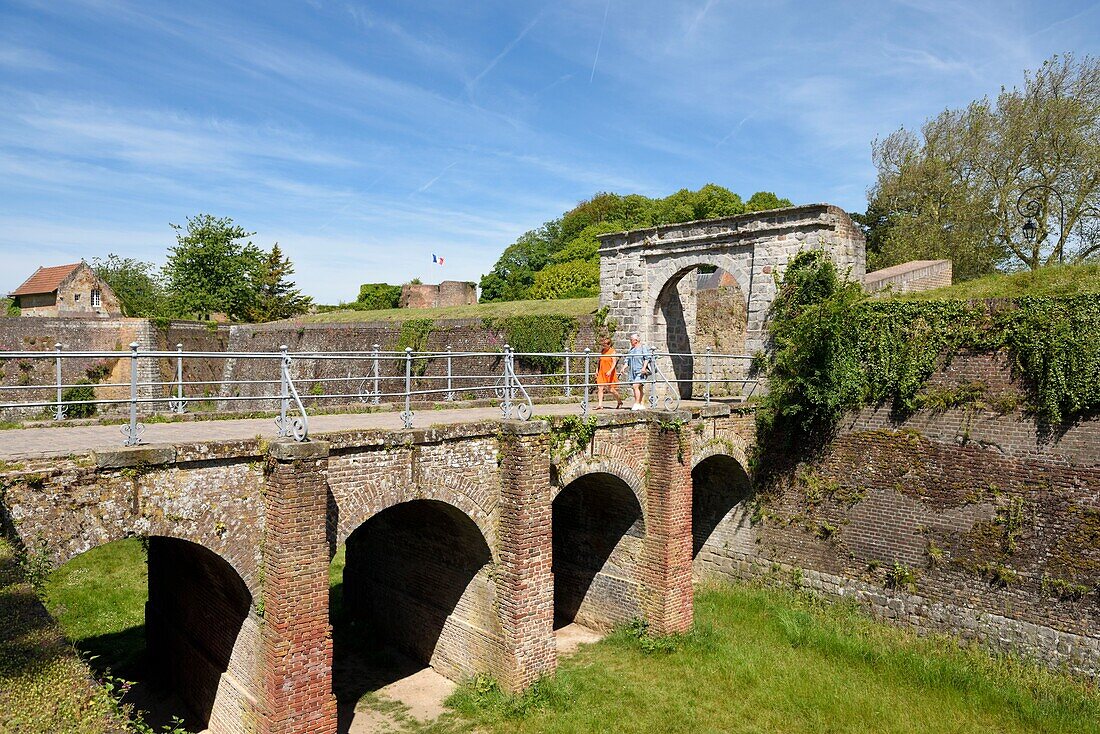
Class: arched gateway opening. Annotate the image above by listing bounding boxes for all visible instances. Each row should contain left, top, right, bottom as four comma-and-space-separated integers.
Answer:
652, 266, 748, 398
331, 499, 501, 727
553, 472, 645, 631
44, 537, 253, 733
692, 455, 753, 574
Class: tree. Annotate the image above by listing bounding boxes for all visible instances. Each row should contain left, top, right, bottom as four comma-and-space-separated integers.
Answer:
248, 244, 312, 322
162, 214, 264, 321
355, 283, 402, 310
91, 254, 166, 317
864, 54, 1100, 278
745, 191, 793, 212
527, 259, 600, 300
480, 184, 793, 302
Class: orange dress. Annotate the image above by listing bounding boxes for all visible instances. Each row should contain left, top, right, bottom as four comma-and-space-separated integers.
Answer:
597, 349, 617, 386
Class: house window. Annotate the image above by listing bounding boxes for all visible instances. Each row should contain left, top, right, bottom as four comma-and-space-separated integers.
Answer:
91, 289, 101, 307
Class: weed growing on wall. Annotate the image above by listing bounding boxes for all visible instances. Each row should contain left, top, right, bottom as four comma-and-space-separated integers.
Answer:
756, 251, 1100, 469
396, 318, 434, 376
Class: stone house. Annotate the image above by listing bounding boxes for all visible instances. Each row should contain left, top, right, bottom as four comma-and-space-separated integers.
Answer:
8, 262, 122, 318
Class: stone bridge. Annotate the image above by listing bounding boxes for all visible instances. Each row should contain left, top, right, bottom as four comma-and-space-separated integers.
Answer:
0, 404, 754, 734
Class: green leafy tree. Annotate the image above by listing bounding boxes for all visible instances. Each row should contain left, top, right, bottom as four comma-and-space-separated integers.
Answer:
248, 244, 312, 322
162, 214, 264, 321
481, 184, 790, 302
863, 54, 1100, 278
356, 283, 402, 310
745, 191, 794, 212
528, 259, 601, 299
91, 254, 166, 317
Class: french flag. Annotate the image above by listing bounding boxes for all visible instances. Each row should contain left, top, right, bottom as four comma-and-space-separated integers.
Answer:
432, 254, 445, 266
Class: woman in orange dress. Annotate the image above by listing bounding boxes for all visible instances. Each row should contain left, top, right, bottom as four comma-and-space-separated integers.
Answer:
595, 338, 623, 410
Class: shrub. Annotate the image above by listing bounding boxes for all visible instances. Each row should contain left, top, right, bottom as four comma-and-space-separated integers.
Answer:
62, 381, 97, 418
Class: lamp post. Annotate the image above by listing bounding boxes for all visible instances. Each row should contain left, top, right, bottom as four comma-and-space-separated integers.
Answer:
1016, 184, 1067, 264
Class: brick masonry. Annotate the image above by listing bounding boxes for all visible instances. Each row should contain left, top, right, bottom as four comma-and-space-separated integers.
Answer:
690, 357, 1100, 679
0, 409, 739, 733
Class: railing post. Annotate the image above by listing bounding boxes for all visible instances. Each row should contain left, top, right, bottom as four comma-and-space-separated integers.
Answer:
174, 343, 186, 414
121, 341, 143, 446
54, 342, 65, 421
278, 345, 289, 436
647, 346, 658, 409
564, 353, 572, 397
445, 345, 455, 401
372, 343, 380, 405
581, 348, 591, 418
400, 347, 414, 429
705, 347, 713, 405
500, 344, 514, 418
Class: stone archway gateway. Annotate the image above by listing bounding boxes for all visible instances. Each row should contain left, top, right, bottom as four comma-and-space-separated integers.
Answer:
597, 204, 866, 389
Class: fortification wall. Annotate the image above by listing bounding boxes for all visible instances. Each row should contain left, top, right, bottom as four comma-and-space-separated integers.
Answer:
218, 317, 601, 409
695, 352, 1100, 677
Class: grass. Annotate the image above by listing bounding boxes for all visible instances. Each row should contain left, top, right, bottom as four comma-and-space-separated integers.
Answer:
297, 297, 599, 323
8, 537, 1099, 734
890, 263, 1100, 301
43, 537, 148, 680
448, 582, 1100, 734
0, 536, 127, 733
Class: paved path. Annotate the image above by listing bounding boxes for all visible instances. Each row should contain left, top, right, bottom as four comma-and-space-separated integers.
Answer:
0, 401, 712, 460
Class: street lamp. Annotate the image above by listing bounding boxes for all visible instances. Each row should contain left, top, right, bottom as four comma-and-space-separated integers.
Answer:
1016, 184, 1066, 262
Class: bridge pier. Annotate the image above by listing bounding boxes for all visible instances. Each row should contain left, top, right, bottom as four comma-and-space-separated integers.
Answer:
642, 418, 695, 634
496, 421, 558, 691
259, 440, 338, 734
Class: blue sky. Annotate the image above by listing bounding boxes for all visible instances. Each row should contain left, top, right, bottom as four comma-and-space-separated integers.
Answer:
1, 0, 1098, 301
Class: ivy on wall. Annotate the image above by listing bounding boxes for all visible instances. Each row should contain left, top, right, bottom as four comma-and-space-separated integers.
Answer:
757, 251, 1100, 463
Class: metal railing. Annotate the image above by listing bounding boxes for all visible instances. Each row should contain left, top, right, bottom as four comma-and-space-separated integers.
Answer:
0, 344, 756, 446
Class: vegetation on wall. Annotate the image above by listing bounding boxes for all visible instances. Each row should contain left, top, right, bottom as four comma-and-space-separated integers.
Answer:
487, 315, 579, 372
757, 251, 1100, 462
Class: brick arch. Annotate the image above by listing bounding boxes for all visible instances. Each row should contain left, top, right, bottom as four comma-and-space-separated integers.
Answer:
332, 468, 498, 558
692, 434, 750, 473
552, 448, 646, 511
2, 464, 264, 597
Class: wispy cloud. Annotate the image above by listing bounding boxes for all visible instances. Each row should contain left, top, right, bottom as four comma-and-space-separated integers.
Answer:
591, 0, 610, 82
414, 161, 458, 194
466, 11, 543, 93
686, 0, 719, 35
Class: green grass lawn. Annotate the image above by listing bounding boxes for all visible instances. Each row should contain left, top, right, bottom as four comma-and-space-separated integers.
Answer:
43, 537, 148, 680
890, 263, 1100, 301
297, 297, 599, 323
445, 583, 1100, 734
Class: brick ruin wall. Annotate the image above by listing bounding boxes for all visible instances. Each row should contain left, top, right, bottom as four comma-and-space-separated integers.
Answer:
399, 281, 477, 309
0, 317, 230, 419
694, 354, 1100, 677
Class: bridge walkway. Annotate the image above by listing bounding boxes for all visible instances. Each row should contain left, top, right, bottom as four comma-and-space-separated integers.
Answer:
0, 400, 717, 460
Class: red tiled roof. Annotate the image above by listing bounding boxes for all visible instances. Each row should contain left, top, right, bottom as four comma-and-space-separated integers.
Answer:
9, 263, 83, 297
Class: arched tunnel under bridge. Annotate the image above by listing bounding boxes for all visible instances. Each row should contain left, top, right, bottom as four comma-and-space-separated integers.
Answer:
691, 453, 754, 575
552, 471, 646, 632
330, 499, 505, 727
